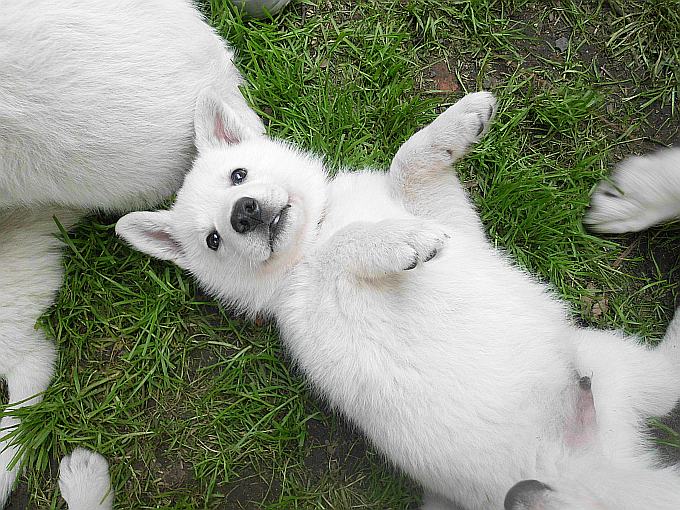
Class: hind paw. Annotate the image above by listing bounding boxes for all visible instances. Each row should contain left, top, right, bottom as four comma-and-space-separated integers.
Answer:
584, 151, 680, 233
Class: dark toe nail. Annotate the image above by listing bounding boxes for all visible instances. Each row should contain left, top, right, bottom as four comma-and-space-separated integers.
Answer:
476, 117, 485, 136
404, 258, 418, 270
423, 249, 438, 262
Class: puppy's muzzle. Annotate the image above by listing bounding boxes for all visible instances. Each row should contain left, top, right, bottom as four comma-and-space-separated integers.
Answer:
231, 197, 263, 234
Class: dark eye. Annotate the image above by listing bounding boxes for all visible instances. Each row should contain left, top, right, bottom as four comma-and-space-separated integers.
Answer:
231, 168, 247, 185
206, 231, 220, 251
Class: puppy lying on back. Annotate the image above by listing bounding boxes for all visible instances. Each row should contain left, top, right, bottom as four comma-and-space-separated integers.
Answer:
117, 92, 680, 509
0, 0, 262, 505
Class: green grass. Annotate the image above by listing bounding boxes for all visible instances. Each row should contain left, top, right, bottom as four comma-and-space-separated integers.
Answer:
8, 0, 680, 508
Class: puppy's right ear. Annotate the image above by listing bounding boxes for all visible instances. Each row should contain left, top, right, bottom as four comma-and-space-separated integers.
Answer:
194, 90, 258, 152
116, 210, 185, 265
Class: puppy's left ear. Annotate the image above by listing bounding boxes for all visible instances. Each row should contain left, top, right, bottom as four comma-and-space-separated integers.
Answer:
116, 210, 186, 266
194, 90, 259, 152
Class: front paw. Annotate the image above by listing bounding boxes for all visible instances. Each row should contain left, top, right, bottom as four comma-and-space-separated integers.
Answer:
395, 223, 450, 271
365, 220, 451, 275
429, 91, 497, 161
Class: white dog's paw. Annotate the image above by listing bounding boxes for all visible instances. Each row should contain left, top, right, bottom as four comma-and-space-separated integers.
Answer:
584, 150, 680, 233
375, 220, 451, 273
59, 448, 113, 510
429, 91, 497, 160
390, 92, 496, 175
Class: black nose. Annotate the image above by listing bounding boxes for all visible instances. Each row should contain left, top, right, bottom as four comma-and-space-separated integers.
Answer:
231, 197, 262, 234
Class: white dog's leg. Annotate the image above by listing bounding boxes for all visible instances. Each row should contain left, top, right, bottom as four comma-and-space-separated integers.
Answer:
573, 329, 680, 461
0, 333, 56, 505
389, 92, 496, 238
59, 449, 113, 510
316, 218, 451, 278
0, 209, 79, 506
584, 148, 680, 233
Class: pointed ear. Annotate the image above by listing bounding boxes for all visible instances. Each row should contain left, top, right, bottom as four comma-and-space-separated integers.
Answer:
194, 90, 259, 152
116, 210, 185, 264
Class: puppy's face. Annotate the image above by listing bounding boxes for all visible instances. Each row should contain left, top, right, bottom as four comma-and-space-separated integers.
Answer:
176, 137, 326, 268
116, 92, 327, 309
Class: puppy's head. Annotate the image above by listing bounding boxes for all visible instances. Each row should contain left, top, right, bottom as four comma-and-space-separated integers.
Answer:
116, 91, 327, 312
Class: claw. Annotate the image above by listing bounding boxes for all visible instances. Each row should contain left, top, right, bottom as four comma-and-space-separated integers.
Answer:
423, 249, 438, 263
404, 258, 418, 271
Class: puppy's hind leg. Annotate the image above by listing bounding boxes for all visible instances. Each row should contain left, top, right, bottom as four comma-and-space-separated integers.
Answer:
584, 147, 680, 233
389, 92, 496, 237
509, 460, 680, 510
573, 329, 680, 461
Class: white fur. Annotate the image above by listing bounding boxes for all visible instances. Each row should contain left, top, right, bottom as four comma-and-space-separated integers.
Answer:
0, 0, 264, 211
59, 448, 113, 510
117, 92, 680, 509
0, 0, 262, 506
0, 209, 80, 506
584, 148, 680, 233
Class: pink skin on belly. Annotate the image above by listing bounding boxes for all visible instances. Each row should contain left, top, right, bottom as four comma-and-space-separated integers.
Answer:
564, 376, 597, 448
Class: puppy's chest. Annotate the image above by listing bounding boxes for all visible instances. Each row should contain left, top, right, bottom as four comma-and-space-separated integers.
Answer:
318, 170, 408, 239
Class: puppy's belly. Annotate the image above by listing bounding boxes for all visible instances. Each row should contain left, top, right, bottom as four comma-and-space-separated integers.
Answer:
279, 261, 575, 505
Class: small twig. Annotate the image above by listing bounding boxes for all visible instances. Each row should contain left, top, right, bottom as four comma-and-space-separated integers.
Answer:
612, 238, 639, 268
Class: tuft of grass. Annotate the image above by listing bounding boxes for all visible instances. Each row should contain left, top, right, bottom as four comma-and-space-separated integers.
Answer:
606, 0, 680, 111
7, 1, 679, 508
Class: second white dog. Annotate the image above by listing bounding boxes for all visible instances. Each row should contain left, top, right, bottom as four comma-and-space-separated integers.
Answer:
116, 92, 680, 509
0, 0, 263, 505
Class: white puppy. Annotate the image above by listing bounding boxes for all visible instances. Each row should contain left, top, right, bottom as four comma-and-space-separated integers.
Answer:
117, 91, 680, 509
0, 0, 262, 505
584, 147, 680, 233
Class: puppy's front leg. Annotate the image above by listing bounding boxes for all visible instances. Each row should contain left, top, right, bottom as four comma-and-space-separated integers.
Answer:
315, 219, 450, 279
390, 92, 496, 236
